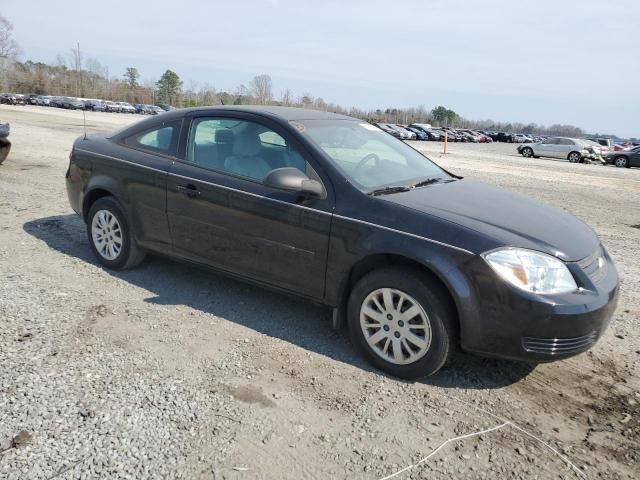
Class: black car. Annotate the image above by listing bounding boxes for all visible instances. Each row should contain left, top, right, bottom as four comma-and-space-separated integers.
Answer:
406, 127, 428, 140
605, 145, 640, 168
84, 100, 107, 112
61, 97, 85, 110
25, 94, 40, 105
0, 121, 10, 165
0, 93, 16, 105
65, 106, 619, 378
491, 132, 514, 143
436, 128, 461, 142
407, 125, 437, 141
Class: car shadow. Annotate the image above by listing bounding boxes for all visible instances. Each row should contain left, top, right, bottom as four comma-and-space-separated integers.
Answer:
23, 214, 535, 389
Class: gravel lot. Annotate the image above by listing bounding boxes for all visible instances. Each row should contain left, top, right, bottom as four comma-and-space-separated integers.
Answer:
1, 105, 638, 479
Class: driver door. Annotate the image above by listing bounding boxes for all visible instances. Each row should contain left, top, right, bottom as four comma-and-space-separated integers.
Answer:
167, 114, 334, 299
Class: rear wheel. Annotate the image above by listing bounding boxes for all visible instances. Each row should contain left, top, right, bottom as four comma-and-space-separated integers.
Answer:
614, 156, 629, 168
521, 147, 533, 158
348, 267, 457, 379
568, 151, 581, 163
87, 197, 145, 270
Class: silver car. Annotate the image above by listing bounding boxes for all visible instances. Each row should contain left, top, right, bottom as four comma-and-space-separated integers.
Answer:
518, 137, 589, 163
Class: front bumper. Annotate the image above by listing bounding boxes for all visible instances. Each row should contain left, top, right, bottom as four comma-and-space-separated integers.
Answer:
458, 249, 619, 362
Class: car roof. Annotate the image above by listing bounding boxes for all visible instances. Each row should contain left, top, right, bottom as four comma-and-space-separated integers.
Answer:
156, 105, 357, 122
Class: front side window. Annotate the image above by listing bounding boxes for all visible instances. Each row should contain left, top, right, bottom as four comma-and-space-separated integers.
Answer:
299, 120, 450, 191
544, 138, 558, 145
187, 117, 307, 181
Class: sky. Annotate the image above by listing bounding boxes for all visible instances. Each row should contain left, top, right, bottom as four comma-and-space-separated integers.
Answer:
2, 0, 639, 137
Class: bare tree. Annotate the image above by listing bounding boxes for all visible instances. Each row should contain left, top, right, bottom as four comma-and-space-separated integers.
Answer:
250, 74, 273, 104
280, 88, 293, 106
70, 44, 83, 96
0, 15, 20, 59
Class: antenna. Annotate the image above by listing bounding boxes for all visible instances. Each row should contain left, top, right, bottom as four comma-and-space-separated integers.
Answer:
82, 109, 87, 140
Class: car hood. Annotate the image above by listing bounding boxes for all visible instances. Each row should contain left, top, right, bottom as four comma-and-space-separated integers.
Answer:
381, 179, 598, 261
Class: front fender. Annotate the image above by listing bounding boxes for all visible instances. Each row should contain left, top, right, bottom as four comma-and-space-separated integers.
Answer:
325, 216, 481, 338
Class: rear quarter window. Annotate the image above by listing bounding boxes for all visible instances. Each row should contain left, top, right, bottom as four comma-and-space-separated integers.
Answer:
123, 121, 180, 155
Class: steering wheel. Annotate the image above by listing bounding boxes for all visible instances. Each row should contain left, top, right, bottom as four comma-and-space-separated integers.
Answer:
353, 153, 380, 175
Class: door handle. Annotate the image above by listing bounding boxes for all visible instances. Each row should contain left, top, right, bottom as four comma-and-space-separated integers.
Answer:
176, 184, 201, 198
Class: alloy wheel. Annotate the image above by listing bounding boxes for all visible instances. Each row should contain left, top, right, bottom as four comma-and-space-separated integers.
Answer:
615, 157, 627, 168
91, 209, 123, 260
360, 288, 432, 365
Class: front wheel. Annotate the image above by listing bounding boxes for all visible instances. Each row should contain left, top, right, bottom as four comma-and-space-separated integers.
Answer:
348, 267, 457, 379
521, 147, 533, 158
614, 156, 629, 168
87, 197, 145, 270
568, 151, 581, 163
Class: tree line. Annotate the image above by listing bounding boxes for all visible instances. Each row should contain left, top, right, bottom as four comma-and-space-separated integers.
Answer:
0, 14, 613, 138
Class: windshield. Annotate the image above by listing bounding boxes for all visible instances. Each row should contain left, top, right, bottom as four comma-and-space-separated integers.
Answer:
298, 119, 451, 190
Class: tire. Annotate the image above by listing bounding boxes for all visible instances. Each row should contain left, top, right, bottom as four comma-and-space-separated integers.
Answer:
521, 147, 533, 158
568, 151, 581, 163
347, 267, 457, 379
87, 197, 145, 270
614, 156, 629, 168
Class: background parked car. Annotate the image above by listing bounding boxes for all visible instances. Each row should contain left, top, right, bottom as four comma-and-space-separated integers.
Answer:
84, 99, 107, 111
0, 93, 16, 105
375, 123, 402, 138
605, 145, 640, 168
424, 128, 443, 141
408, 124, 439, 141
117, 102, 136, 113
459, 130, 482, 142
390, 125, 416, 140
490, 132, 514, 142
581, 139, 609, 157
61, 97, 85, 110
518, 137, 589, 163
104, 101, 120, 113
405, 126, 428, 140
36, 95, 52, 106
444, 128, 465, 142
0, 121, 10, 165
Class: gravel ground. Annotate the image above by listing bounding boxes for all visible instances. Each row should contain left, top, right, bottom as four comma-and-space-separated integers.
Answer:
0, 105, 638, 479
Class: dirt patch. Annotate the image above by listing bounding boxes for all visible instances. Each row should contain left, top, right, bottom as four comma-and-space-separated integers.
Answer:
219, 384, 276, 408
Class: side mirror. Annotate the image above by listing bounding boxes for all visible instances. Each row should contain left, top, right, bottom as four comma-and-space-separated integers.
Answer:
263, 167, 323, 197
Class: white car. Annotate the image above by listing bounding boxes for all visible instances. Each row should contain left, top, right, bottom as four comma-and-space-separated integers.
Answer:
582, 139, 610, 156
518, 137, 590, 163
37, 95, 52, 106
117, 102, 136, 113
512, 134, 529, 143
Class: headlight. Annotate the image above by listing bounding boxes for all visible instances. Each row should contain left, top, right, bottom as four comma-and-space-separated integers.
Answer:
483, 248, 577, 294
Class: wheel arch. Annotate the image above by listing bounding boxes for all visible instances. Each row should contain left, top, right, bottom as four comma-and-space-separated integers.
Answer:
335, 252, 464, 334
82, 183, 123, 222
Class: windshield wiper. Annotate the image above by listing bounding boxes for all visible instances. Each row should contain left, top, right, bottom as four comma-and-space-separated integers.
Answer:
368, 185, 413, 196
411, 178, 455, 188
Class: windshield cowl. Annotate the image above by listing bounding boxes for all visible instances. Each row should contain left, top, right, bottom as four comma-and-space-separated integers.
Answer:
368, 178, 456, 196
